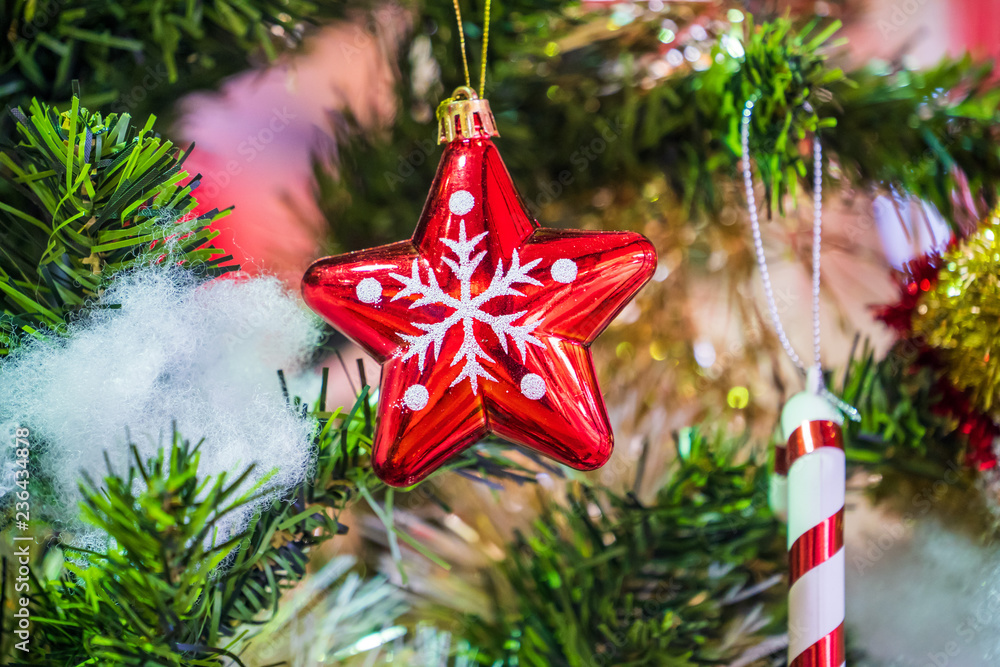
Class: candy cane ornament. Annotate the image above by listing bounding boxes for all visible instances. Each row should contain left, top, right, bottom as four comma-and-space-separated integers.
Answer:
781, 376, 845, 667
741, 97, 848, 666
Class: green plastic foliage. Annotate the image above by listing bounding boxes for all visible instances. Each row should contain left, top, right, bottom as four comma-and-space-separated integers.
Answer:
318, 7, 1000, 254
464, 428, 786, 666
836, 342, 997, 535
827, 56, 1000, 230
0, 0, 339, 114
840, 342, 966, 477
214, 387, 383, 638
27, 433, 267, 665
10, 379, 539, 664
19, 387, 378, 665
653, 16, 844, 216
0, 96, 238, 354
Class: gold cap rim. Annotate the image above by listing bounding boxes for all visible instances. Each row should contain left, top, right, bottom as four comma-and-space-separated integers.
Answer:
437, 86, 499, 144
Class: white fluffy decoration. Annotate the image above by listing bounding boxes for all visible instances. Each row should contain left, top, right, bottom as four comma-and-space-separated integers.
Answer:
0, 268, 322, 546
848, 519, 1000, 665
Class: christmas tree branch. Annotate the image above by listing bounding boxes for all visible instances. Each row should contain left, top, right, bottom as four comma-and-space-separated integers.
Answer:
25, 432, 267, 664
456, 426, 787, 667
0, 0, 349, 115
836, 341, 995, 535
316, 6, 1000, 254
9, 378, 541, 664
0, 95, 238, 354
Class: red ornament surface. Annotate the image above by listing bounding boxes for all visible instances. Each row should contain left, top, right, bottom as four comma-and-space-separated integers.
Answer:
302, 135, 656, 486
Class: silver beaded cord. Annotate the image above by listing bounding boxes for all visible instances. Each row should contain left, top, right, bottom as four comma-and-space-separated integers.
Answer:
741, 98, 824, 394
741, 99, 861, 419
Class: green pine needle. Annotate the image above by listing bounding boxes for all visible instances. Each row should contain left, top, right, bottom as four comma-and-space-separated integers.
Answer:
0, 95, 239, 354
316, 8, 1000, 254
460, 427, 787, 666
0, 0, 343, 115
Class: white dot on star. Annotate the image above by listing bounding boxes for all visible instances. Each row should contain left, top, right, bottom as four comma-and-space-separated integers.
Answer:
356, 277, 382, 304
449, 190, 475, 216
550, 258, 578, 283
404, 384, 429, 411
520, 374, 546, 400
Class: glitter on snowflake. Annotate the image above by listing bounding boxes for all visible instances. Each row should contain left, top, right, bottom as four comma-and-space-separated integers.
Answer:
403, 384, 429, 410
389, 219, 545, 397
449, 190, 476, 216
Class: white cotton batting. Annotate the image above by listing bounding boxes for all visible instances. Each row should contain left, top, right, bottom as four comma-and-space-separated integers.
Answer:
0, 267, 323, 549
847, 519, 1000, 664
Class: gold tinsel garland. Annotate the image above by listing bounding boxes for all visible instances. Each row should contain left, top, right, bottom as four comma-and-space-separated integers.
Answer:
913, 209, 1000, 414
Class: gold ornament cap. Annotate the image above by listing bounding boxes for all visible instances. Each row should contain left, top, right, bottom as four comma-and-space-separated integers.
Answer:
437, 86, 499, 144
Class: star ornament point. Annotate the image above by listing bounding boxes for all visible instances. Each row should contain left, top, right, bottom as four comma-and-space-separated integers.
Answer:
302, 138, 657, 486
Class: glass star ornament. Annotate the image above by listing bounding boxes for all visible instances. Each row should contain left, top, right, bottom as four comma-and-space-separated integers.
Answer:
302, 87, 657, 486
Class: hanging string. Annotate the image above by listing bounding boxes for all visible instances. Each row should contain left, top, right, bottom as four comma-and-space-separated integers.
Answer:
741, 97, 860, 420
479, 0, 492, 98
452, 0, 471, 88
740, 98, 819, 379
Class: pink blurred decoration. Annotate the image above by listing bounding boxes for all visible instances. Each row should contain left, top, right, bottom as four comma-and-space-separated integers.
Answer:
953, 0, 1000, 62
176, 13, 407, 279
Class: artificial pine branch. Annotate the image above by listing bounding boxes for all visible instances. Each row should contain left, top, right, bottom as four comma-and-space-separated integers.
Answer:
837, 342, 996, 535
0, 95, 238, 354
0, 0, 348, 115
236, 554, 411, 665
839, 342, 965, 476
316, 6, 1000, 253
828, 56, 1000, 230
7, 382, 539, 664
457, 427, 787, 667
212, 386, 382, 639
23, 432, 266, 665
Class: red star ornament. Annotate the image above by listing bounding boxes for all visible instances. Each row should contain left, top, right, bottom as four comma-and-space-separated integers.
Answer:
302, 88, 657, 486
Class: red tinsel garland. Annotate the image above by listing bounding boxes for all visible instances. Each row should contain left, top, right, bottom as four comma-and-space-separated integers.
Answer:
873, 253, 999, 471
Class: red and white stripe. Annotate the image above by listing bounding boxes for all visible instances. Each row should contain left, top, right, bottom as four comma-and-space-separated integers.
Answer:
781, 394, 845, 667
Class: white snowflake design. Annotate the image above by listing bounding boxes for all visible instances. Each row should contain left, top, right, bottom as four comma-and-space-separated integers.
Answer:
388, 216, 546, 396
